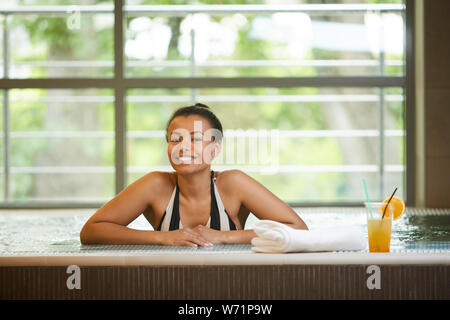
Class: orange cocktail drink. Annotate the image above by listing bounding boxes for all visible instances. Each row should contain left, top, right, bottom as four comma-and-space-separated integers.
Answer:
365, 202, 394, 252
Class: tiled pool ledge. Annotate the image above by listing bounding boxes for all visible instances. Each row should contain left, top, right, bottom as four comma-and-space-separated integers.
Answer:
1, 250, 450, 266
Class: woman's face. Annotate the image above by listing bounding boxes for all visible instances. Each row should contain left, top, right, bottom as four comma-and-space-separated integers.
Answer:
167, 115, 221, 174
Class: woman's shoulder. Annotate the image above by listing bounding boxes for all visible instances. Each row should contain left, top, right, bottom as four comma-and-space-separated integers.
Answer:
134, 171, 176, 195
215, 169, 244, 179
146, 170, 176, 184
215, 169, 247, 189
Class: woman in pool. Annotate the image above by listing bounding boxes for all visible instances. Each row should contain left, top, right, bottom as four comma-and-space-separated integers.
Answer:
80, 103, 308, 247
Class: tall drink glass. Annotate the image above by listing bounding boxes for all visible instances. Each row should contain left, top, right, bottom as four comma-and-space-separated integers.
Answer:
364, 202, 393, 253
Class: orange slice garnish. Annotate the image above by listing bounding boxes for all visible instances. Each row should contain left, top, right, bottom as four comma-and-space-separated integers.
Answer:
380, 196, 405, 220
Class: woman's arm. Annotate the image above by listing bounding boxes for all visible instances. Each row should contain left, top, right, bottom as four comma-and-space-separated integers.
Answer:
229, 169, 308, 230
80, 171, 163, 244
80, 171, 210, 247
193, 170, 308, 244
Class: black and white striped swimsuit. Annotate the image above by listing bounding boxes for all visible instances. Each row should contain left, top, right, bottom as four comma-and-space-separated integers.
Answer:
157, 170, 237, 231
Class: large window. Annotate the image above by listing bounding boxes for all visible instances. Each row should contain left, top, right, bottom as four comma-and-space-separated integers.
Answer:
0, 0, 409, 207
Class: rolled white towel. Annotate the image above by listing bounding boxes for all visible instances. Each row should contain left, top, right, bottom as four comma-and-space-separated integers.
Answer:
251, 220, 366, 253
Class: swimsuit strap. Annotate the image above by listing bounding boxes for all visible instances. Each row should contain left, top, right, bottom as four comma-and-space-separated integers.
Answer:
169, 184, 181, 230
210, 170, 238, 231
209, 170, 221, 230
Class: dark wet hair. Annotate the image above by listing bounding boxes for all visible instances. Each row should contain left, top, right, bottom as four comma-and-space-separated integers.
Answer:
165, 103, 223, 142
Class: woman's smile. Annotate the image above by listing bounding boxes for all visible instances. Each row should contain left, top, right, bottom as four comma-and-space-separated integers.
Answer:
175, 155, 200, 164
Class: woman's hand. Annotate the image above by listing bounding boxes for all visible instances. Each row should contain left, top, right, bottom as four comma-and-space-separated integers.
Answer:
192, 225, 226, 244
160, 228, 213, 247
192, 225, 257, 244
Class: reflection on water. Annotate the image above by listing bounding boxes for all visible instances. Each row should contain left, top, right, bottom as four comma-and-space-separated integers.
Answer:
402, 215, 450, 241
0, 208, 449, 253
0, 213, 88, 253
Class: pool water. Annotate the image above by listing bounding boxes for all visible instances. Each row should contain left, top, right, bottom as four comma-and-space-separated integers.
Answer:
0, 207, 449, 254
